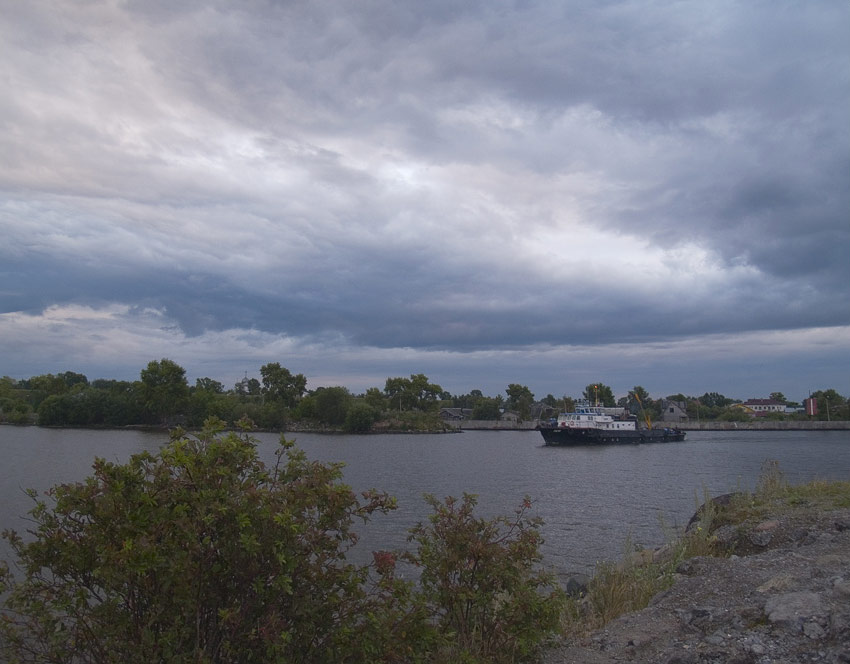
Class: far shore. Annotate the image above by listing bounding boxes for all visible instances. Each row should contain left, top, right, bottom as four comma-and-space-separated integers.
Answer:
453, 420, 850, 432
4, 420, 850, 434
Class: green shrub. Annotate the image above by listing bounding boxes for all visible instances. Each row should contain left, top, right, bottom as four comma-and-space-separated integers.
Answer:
344, 402, 379, 433
404, 494, 565, 663
0, 422, 563, 663
0, 419, 397, 663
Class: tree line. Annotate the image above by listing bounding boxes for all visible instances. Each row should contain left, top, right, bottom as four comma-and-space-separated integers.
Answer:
1, 361, 847, 430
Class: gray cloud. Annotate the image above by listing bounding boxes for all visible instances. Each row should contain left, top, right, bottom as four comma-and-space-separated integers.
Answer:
1, 0, 848, 396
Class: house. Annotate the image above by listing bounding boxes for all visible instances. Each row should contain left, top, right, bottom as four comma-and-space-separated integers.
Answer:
439, 408, 473, 421
659, 399, 689, 423
500, 410, 519, 424
742, 398, 785, 414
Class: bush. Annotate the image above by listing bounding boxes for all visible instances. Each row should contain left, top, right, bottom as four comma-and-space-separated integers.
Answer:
0, 422, 564, 663
0, 419, 397, 663
344, 402, 379, 433
404, 494, 565, 663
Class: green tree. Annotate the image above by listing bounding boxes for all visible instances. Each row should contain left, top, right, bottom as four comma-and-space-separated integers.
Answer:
472, 396, 503, 420
313, 386, 352, 426
59, 371, 89, 389
541, 394, 559, 408
627, 386, 657, 418
27, 373, 68, 397
629, 385, 651, 404
384, 374, 443, 412
1, 377, 28, 423
260, 362, 307, 407
769, 392, 786, 403
699, 392, 732, 409
187, 379, 229, 427
233, 376, 262, 397
505, 384, 535, 420
408, 373, 444, 411
343, 402, 380, 433
195, 377, 224, 393
810, 389, 848, 420
362, 387, 386, 412
385, 376, 416, 411
0, 420, 398, 663
582, 383, 615, 407
717, 407, 751, 422
139, 358, 189, 425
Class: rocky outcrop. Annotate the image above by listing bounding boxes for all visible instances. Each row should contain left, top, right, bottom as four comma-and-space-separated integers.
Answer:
544, 508, 850, 663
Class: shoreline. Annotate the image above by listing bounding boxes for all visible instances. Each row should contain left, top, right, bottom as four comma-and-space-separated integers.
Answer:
4, 421, 850, 433
672, 420, 850, 431
545, 496, 850, 662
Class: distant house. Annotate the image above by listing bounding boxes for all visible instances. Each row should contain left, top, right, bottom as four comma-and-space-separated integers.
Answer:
500, 410, 519, 424
659, 399, 689, 423
742, 398, 785, 415
439, 408, 473, 421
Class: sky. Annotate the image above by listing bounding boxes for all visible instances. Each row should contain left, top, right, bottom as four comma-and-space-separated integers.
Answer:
1, 0, 848, 403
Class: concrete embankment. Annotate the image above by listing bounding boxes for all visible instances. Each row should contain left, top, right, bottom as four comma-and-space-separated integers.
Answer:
675, 420, 850, 431
449, 420, 850, 431
449, 420, 539, 430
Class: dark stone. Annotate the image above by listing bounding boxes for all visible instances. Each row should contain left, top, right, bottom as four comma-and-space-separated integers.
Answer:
747, 530, 773, 547
686, 493, 743, 532
564, 573, 590, 598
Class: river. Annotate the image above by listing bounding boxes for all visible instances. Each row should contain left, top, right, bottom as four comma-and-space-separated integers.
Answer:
1, 426, 848, 575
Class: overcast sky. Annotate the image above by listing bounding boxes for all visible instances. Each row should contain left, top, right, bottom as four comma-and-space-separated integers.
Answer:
1, 0, 848, 402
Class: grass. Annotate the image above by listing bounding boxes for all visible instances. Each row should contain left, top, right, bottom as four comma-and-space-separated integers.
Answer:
561, 460, 850, 638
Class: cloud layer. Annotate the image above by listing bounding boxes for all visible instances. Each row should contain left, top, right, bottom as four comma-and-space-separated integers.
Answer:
1, 1, 848, 399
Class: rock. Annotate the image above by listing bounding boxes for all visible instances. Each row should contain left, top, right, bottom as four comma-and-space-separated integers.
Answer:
712, 524, 740, 550
757, 572, 798, 593
652, 541, 677, 564
764, 591, 826, 631
815, 553, 844, 569
802, 621, 826, 639
543, 507, 850, 664
754, 519, 780, 532
685, 492, 743, 532
747, 529, 773, 547
564, 573, 590, 598
833, 578, 850, 597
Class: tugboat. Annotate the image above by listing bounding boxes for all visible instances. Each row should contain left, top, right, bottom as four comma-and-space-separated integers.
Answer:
537, 400, 685, 446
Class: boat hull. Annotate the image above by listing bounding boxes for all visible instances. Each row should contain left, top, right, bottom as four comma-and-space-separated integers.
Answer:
538, 425, 685, 446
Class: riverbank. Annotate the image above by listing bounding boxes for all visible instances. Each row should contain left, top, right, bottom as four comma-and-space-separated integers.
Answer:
453, 420, 850, 431
676, 420, 850, 431
544, 475, 850, 663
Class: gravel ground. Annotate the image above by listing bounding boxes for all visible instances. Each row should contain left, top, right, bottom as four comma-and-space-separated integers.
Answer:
543, 507, 850, 664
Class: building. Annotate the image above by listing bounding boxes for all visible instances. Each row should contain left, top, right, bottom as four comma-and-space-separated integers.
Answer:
659, 399, 689, 423
439, 408, 473, 421
741, 398, 785, 414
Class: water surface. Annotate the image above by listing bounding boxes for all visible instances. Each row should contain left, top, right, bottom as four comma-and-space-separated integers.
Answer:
1, 426, 848, 574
